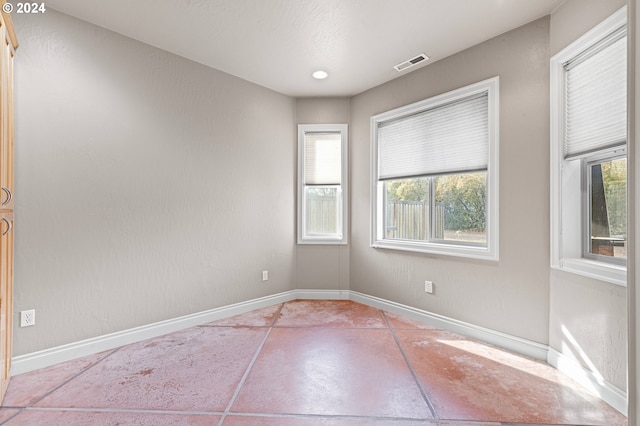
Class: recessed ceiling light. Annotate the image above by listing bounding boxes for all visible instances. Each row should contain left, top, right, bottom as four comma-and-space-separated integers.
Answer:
312, 70, 328, 80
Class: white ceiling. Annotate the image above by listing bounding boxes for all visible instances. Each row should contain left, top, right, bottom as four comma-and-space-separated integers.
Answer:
46, 0, 565, 97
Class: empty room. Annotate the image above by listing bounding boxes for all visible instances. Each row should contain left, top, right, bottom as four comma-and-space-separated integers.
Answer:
0, 0, 638, 425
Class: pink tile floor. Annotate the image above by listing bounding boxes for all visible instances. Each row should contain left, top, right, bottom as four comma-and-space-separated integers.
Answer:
0, 300, 627, 425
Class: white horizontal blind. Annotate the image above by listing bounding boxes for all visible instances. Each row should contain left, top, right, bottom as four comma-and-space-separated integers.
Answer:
304, 132, 342, 185
378, 93, 488, 180
564, 26, 626, 158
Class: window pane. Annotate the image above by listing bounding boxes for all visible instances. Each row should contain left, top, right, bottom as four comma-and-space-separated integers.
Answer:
589, 157, 626, 258
305, 187, 340, 236
564, 27, 626, 158
434, 172, 487, 244
304, 132, 342, 185
372, 78, 498, 258
384, 177, 429, 241
378, 93, 489, 179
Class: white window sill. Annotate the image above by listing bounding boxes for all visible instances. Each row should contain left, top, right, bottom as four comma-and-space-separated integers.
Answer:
372, 239, 498, 261
298, 237, 347, 245
553, 257, 626, 287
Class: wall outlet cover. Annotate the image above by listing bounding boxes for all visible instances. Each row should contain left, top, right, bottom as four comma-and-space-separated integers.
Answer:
20, 309, 35, 327
424, 281, 434, 294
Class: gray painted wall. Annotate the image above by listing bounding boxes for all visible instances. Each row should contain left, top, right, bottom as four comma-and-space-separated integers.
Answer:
10, 1, 629, 397
350, 17, 551, 344
548, 0, 628, 392
13, 10, 296, 355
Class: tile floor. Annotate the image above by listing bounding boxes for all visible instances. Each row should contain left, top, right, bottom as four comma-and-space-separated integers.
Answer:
0, 300, 627, 425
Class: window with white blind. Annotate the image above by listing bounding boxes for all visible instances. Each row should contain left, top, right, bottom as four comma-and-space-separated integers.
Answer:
550, 6, 627, 286
371, 77, 499, 260
297, 124, 348, 244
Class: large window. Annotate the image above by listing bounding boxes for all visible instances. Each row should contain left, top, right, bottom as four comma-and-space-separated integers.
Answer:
550, 7, 627, 285
297, 124, 348, 244
371, 78, 499, 260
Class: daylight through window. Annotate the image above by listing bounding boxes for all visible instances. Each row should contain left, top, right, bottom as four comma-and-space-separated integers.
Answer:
371, 78, 499, 260
297, 124, 348, 244
550, 6, 627, 285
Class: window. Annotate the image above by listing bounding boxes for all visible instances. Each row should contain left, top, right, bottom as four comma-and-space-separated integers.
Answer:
297, 124, 348, 244
550, 7, 627, 285
371, 77, 499, 260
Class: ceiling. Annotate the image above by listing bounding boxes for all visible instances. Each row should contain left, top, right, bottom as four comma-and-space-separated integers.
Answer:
46, 0, 565, 97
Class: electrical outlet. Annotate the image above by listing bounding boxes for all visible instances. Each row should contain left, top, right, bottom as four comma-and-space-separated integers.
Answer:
262, 270, 269, 281
20, 309, 35, 327
424, 281, 434, 294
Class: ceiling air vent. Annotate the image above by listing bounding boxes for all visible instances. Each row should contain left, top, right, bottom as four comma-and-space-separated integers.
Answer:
394, 53, 429, 72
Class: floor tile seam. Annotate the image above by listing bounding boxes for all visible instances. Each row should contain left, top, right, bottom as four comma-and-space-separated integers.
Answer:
0, 408, 23, 425
25, 347, 122, 409
435, 413, 607, 425
222, 410, 438, 422
496, 423, 578, 426
389, 327, 435, 331
217, 303, 286, 426
197, 324, 272, 329
11, 406, 224, 416
270, 325, 390, 330
436, 421, 505, 426
268, 303, 285, 327
381, 310, 439, 420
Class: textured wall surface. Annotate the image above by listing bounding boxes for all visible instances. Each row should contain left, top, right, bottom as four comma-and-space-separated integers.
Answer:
349, 18, 551, 344
13, 10, 296, 355
548, 0, 628, 392
9, 2, 629, 399
550, 0, 627, 56
294, 98, 350, 290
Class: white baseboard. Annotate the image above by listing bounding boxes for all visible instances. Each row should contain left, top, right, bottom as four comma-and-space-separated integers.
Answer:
11, 289, 350, 376
349, 291, 549, 361
10, 289, 627, 417
11, 290, 299, 376
292, 289, 351, 300
547, 347, 627, 416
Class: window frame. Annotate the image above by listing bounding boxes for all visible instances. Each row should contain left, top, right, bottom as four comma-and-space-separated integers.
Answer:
550, 6, 627, 286
297, 124, 348, 245
370, 77, 500, 260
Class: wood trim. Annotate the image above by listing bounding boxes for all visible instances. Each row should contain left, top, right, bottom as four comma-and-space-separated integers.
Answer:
0, 1, 18, 50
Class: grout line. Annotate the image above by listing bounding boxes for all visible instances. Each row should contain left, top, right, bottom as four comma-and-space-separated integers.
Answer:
0, 347, 122, 425
381, 310, 439, 420
260, 324, 389, 330
12, 406, 223, 416
2, 301, 609, 426
216, 303, 285, 426
2, 406, 445, 424
199, 324, 391, 331
222, 410, 440, 423
268, 303, 284, 327
0, 408, 22, 425
18, 347, 120, 408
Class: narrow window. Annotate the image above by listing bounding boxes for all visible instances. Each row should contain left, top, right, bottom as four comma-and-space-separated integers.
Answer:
550, 6, 627, 285
297, 124, 348, 244
371, 77, 499, 260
